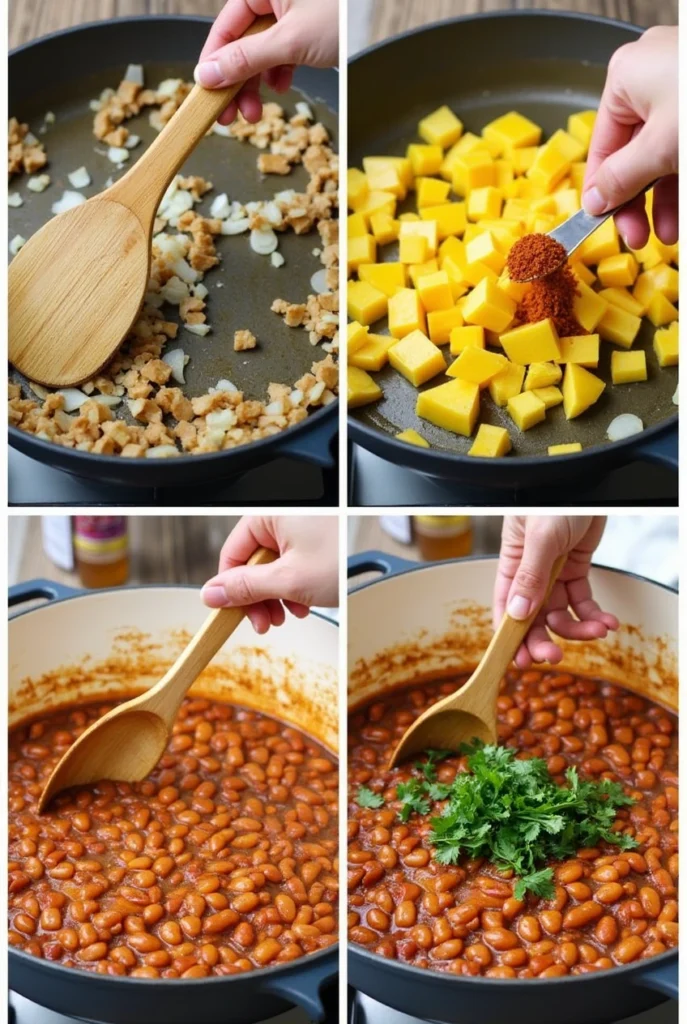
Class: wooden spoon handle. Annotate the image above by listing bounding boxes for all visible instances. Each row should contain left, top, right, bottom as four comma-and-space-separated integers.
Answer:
109, 14, 275, 220
147, 546, 278, 724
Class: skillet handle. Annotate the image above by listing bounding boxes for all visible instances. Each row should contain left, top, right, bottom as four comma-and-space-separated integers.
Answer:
261, 956, 335, 1022
634, 428, 678, 471
348, 550, 419, 582
8, 578, 81, 610
280, 413, 338, 469
633, 959, 678, 999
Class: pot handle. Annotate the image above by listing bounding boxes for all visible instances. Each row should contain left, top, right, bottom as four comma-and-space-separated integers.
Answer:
261, 956, 335, 1022
348, 550, 419, 582
633, 958, 679, 999
635, 428, 678, 470
281, 413, 337, 469
9, 578, 81, 609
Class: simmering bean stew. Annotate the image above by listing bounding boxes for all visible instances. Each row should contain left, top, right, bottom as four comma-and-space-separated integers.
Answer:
348, 669, 677, 977
9, 697, 338, 977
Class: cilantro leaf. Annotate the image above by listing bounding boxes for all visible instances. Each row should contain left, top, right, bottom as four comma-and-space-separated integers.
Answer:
356, 785, 384, 809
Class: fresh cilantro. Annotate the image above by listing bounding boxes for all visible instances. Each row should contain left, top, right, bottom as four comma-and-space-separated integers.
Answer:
395, 740, 636, 898
356, 785, 384, 809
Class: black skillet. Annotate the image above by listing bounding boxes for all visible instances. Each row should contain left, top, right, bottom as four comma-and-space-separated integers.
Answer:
8, 16, 338, 490
348, 11, 678, 491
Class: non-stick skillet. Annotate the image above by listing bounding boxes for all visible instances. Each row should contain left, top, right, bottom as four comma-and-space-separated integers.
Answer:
348, 11, 678, 491
8, 16, 339, 490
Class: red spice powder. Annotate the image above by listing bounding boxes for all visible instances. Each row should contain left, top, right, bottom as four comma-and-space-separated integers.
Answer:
517, 263, 584, 338
507, 233, 567, 282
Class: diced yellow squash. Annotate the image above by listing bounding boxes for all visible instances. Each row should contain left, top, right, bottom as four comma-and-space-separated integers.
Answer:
532, 385, 563, 409
497, 271, 530, 303
359, 262, 406, 297
570, 161, 587, 191
399, 232, 428, 265
482, 111, 542, 154
347, 212, 368, 239
399, 212, 421, 222
597, 253, 639, 288
347, 234, 376, 275
562, 363, 605, 419
347, 320, 370, 355
462, 277, 516, 333
467, 186, 503, 221
507, 390, 546, 431
556, 334, 600, 368
567, 110, 596, 152
632, 270, 661, 309
465, 232, 505, 274
366, 165, 405, 199
347, 168, 369, 210
348, 366, 382, 407
644, 262, 679, 303
419, 105, 463, 149
576, 217, 620, 264
388, 330, 446, 386
399, 219, 438, 258
406, 143, 443, 177
528, 141, 571, 193
611, 349, 647, 385
450, 325, 485, 354
420, 203, 467, 240
416, 177, 451, 208
396, 428, 430, 448
369, 211, 399, 245
653, 321, 679, 367
388, 288, 426, 339
547, 129, 586, 163
549, 442, 583, 455
447, 345, 508, 386
597, 304, 642, 349
468, 423, 512, 458
363, 156, 413, 190
355, 190, 397, 223
488, 361, 526, 406
571, 262, 596, 287
512, 146, 539, 175
451, 151, 496, 196
573, 280, 609, 332
416, 378, 480, 437
495, 160, 515, 192
598, 288, 645, 318
633, 233, 668, 270
500, 318, 561, 364
525, 361, 562, 390
417, 270, 454, 313
646, 292, 678, 327
349, 333, 396, 372
427, 306, 464, 345
409, 259, 440, 288
347, 280, 388, 326
553, 188, 580, 218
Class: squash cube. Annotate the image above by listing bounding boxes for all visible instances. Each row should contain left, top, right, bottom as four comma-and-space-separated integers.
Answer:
416, 378, 480, 437
419, 105, 463, 149
347, 320, 370, 355
549, 442, 583, 455
468, 423, 512, 458
347, 234, 376, 275
467, 186, 503, 221
416, 177, 451, 208
653, 322, 679, 367
571, 262, 596, 287
417, 270, 454, 313
409, 259, 440, 289
347, 168, 369, 210
525, 362, 562, 390
597, 252, 639, 288
427, 306, 464, 346
597, 304, 642, 348
644, 262, 679, 303
369, 211, 399, 245
512, 147, 539, 175
497, 271, 530, 303
388, 288, 426, 339
355, 190, 397, 223
532, 386, 563, 409
420, 203, 467, 239
556, 335, 600, 368
488, 361, 526, 406
363, 156, 413, 190
389, 330, 446, 386
400, 219, 438, 257
406, 143, 443, 176
528, 142, 571, 193
359, 262, 406, 297
451, 151, 496, 196
547, 129, 586, 163
646, 292, 678, 327
632, 270, 660, 310
347, 212, 368, 239
611, 349, 647, 385
466, 232, 505, 274
567, 111, 596, 152
447, 345, 508, 386
573, 281, 608, 332
348, 366, 382, 408
507, 391, 546, 431
396, 428, 430, 448
399, 233, 428, 265
482, 111, 542, 155
450, 325, 485, 354
366, 165, 405, 199
462, 278, 516, 333
349, 333, 396, 372
500, 318, 561, 364
347, 280, 388, 326
576, 217, 620, 264
598, 288, 645, 318
562, 363, 605, 419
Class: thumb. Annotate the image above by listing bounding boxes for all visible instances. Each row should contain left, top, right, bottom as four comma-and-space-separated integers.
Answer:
582, 124, 665, 215
195, 21, 297, 89
201, 562, 292, 609
506, 529, 567, 622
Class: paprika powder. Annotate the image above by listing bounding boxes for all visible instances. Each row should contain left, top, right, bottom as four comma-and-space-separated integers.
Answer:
508, 232, 584, 337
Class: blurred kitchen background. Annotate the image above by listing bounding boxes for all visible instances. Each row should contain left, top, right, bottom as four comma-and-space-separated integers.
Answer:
348, 514, 679, 588
349, 0, 678, 54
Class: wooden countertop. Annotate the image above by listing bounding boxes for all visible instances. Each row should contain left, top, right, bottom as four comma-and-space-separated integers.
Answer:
368, 0, 677, 44
9, 0, 224, 48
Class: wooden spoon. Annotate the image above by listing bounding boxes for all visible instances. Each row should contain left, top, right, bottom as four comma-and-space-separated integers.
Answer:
9, 15, 275, 389
38, 546, 276, 811
388, 555, 567, 768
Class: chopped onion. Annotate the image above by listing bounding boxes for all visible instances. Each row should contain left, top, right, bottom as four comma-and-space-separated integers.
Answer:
28, 174, 51, 193
265, 401, 285, 416
270, 252, 285, 268
162, 349, 187, 384
206, 409, 237, 432
89, 99, 102, 112
8, 193, 23, 207
56, 388, 89, 412
296, 101, 314, 120
250, 227, 278, 255
107, 146, 129, 165
290, 389, 304, 407
28, 381, 49, 400
68, 166, 91, 189
607, 413, 644, 442
25, 131, 39, 146
157, 78, 182, 97
124, 64, 144, 86
125, 134, 141, 149
160, 276, 190, 305
275, 189, 296, 203
171, 256, 199, 284
54, 409, 76, 431
191, 283, 209, 300
145, 445, 180, 458
44, 111, 55, 125
154, 232, 188, 261
163, 191, 194, 224
221, 217, 250, 235
9, 235, 26, 255
263, 201, 283, 227
212, 123, 232, 137
321, 389, 336, 406
91, 394, 122, 408
51, 190, 86, 215
185, 323, 211, 337
212, 379, 238, 393
308, 381, 326, 404
127, 398, 146, 418
210, 193, 231, 219
310, 269, 329, 294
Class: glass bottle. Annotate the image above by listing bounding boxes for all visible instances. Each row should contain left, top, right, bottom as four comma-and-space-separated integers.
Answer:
413, 515, 473, 561
73, 516, 129, 588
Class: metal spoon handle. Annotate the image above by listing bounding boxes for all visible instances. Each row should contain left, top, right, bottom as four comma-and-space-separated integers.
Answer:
549, 178, 659, 258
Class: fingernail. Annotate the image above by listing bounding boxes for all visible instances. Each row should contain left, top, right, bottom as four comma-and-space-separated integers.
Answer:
201, 585, 227, 606
194, 61, 226, 88
582, 186, 607, 216
508, 595, 532, 620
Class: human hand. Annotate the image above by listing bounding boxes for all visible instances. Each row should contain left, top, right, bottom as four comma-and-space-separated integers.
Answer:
583, 26, 678, 249
195, 0, 339, 124
200, 515, 338, 633
494, 516, 619, 669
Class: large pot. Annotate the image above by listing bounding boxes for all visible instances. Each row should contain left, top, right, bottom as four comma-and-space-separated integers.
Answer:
348, 552, 678, 1024
9, 579, 339, 1024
